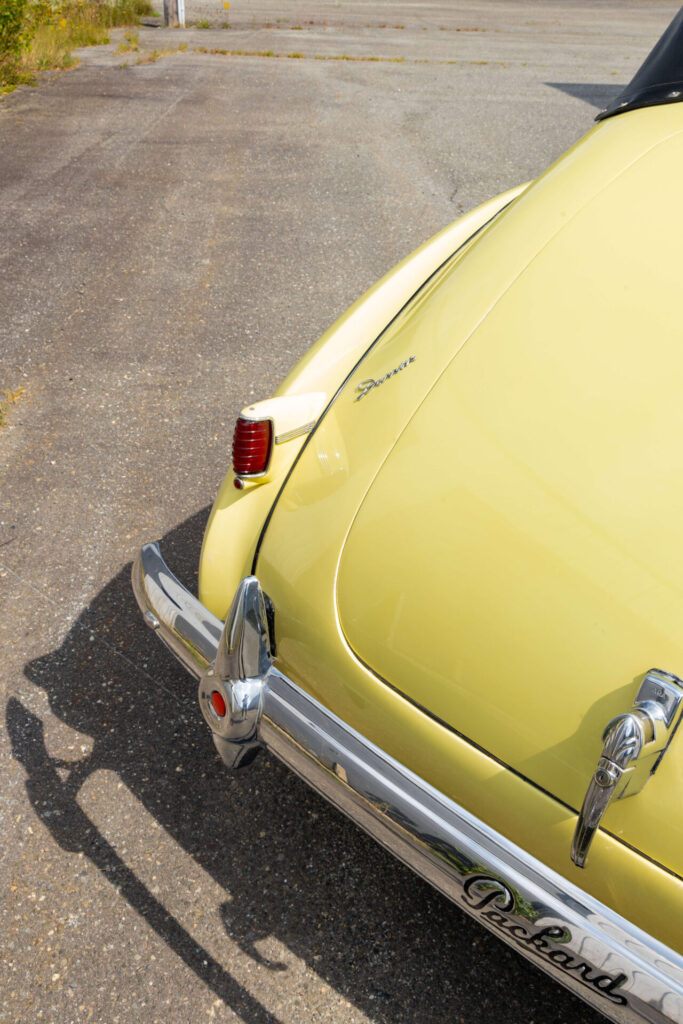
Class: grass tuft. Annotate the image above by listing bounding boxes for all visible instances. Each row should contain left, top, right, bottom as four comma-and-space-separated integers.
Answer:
0, 385, 27, 430
117, 27, 139, 51
1, 0, 156, 92
132, 42, 185, 63
182, 47, 500, 70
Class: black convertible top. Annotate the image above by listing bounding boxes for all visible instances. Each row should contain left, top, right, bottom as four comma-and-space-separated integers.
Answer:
597, 6, 683, 120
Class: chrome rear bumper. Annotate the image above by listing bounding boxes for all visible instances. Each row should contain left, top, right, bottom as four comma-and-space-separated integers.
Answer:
132, 541, 683, 1024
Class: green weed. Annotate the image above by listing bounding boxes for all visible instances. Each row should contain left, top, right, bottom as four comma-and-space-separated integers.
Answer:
117, 26, 139, 51
0, 385, 27, 430
1, 0, 156, 92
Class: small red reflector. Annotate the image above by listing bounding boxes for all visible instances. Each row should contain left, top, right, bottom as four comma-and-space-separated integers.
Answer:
232, 417, 273, 476
210, 690, 227, 718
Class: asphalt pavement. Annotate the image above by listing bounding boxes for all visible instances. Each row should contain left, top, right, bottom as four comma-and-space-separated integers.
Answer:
1, 2, 680, 1022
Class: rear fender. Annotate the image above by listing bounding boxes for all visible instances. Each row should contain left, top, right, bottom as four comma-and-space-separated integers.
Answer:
198, 183, 529, 619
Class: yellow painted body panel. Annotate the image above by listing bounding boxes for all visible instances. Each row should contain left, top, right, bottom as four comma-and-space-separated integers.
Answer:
338, 110, 683, 876
199, 185, 528, 617
199, 433, 309, 620
252, 105, 683, 946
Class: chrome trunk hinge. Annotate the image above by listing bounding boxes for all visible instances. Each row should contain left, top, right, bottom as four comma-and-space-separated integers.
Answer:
571, 668, 683, 867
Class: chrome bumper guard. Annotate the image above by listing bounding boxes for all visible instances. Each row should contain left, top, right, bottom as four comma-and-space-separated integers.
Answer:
133, 541, 683, 1024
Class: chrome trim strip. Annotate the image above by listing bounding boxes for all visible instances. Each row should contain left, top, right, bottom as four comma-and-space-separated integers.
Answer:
274, 420, 317, 445
132, 544, 683, 1024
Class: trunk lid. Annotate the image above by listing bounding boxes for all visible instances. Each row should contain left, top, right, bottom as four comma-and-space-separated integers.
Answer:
335, 110, 683, 875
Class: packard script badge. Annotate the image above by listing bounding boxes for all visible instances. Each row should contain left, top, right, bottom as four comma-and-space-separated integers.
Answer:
461, 875, 628, 1006
355, 356, 416, 401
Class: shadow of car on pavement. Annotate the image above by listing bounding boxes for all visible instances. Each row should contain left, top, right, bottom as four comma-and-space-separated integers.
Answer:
9, 509, 603, 1024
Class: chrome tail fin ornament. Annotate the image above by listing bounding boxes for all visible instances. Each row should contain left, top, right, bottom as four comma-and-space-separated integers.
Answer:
198, 576, 272, 768
571, 669, 683, 868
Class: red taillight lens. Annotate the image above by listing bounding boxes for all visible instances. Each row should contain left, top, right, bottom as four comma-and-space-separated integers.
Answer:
210, 690, 227, 718
232, 417, 273, 476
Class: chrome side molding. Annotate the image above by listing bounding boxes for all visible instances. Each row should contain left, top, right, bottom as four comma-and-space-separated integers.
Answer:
571, 669, 683, 868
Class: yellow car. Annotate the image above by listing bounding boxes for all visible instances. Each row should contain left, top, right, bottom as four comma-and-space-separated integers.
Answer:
133, 11, 683, 1023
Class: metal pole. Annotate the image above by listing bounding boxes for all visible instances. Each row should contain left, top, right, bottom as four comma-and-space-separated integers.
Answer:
163, 0, 178, 26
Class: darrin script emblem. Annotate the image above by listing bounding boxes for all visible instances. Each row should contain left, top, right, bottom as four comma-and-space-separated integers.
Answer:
355, 356, 416, 401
